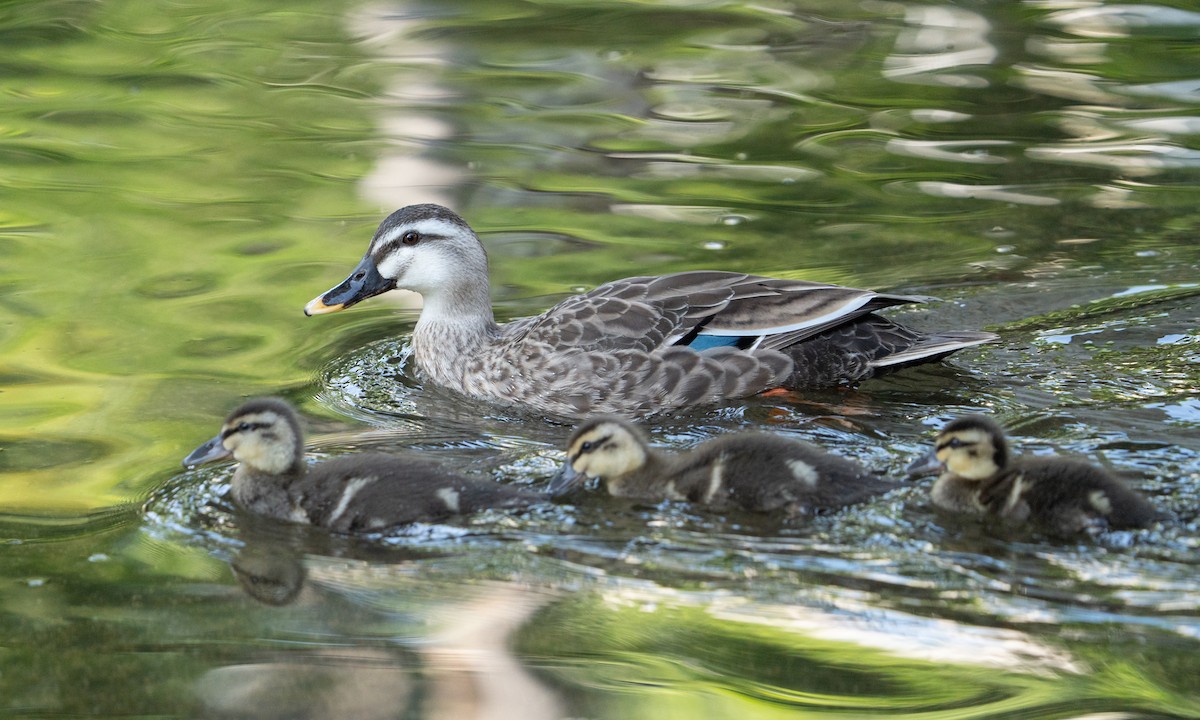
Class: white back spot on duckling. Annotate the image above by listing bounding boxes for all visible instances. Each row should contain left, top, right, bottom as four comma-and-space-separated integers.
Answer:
785, 458, 819, 488
1088, 490, 1112, 515
436, 487, 462, 513
999, 473, 1031, 521
701, 457, 726, 503
328, 476, 376, 526
288, 504, 309, 524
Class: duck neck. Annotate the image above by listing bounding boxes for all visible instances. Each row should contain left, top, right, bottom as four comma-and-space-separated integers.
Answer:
930, 473, 987, 514
412, 283, 500, 387
230, 461, 306, 511
608, 450, 674, 499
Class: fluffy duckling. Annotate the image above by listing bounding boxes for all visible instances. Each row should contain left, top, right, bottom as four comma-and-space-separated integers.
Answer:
183, 398, 539, 532
907, 415, 1157, 535
549, 416, 892, 516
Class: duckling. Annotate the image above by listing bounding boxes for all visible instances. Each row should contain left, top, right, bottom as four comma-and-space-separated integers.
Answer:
907, 415, 1157, 535
182, 398, 539, 532
304, 204, 997, 418
548, 416, 892, 516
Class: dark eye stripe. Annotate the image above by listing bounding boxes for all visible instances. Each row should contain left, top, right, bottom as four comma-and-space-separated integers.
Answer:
937, 438, 974, 451
576, 433, 612, 456
223, 421, 269, 439
380, 232, 447, 255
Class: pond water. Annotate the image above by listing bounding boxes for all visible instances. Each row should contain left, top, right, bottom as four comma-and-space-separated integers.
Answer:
2, 0, 1199, 717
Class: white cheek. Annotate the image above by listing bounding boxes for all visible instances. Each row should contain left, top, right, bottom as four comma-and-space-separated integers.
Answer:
381, 247, 454, 294
376, 250, 413, 283
408, 249, 455, 287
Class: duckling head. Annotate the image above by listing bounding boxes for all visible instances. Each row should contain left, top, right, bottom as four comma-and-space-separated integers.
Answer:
304, 204, 490, 317
183, 398, 305, 476
907, 415, 1008, 481
548, 417, 649, 496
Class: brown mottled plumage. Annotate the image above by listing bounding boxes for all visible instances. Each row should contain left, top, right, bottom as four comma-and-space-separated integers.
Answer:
907, 415, 1158, 536
304, 204, 996, 418
182, 398, 538, 532
549, 416, 893, 516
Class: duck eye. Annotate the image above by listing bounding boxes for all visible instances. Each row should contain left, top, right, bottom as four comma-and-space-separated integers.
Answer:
236, 421, 252, 432
401, 230, 420, 245
948, 438, 962, 449
580, 441, 594, 452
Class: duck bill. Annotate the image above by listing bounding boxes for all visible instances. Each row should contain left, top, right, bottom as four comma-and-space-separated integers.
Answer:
905, 448, 944, 478
304, 254, 395, 316
547, 460, 587, 496
183, 434, 231, 468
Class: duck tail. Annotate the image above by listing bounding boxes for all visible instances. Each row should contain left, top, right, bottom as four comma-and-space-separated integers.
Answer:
869, 330, 998, 369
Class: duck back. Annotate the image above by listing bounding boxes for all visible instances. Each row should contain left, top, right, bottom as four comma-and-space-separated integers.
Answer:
981, 458, 1156, 533
293, 454, 538, 533
668, 433, 893, 515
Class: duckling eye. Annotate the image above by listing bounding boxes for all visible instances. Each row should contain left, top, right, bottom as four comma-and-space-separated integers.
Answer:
237, 421, 252, 432
947, 438, 963, 449
580, 441, 595, 452
401, 230, 420, 245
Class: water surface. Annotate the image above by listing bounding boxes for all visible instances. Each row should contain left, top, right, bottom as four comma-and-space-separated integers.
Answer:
1, 0, 1198, 717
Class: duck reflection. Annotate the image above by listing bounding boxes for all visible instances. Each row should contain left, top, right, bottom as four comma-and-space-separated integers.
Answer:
227, 542, 307, 607
198, 535, 564, 720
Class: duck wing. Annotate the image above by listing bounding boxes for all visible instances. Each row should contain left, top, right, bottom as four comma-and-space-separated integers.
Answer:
505, 271, 924, 354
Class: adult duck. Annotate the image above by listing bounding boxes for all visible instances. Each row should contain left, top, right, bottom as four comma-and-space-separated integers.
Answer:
183, 397, 539, 532
907, 415, 1158, 535
305, 204, 996, 418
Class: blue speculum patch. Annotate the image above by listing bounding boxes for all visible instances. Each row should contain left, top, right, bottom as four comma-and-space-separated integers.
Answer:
685, 334, 746, 351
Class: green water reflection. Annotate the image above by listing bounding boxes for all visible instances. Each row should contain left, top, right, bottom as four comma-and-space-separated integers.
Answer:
1, 0, 1198, 717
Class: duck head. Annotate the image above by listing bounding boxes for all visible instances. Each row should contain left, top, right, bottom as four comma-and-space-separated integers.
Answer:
548, 417, 649, 496
907, 414, 1008, 480
304, 204, 490, 316
183, 398, 305, 476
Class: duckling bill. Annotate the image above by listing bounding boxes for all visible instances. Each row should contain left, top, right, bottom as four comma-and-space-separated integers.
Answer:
907, 415, 1157, 535
183, 398, 539, 532
550, 416, 893, 516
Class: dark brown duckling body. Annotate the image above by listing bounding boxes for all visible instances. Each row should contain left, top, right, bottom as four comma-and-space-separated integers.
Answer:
183, 398, 539, 532
550, 416, 892, 516
908, 415, 1157, 535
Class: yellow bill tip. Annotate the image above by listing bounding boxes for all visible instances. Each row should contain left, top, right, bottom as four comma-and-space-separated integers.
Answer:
303, 296, 345, 316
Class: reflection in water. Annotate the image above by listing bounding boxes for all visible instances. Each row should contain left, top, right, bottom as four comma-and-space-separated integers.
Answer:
196, 650, 420, 720
211, 538, 563, 720
348, 6, 462, 212
1046, 6, 1200, 39
885, 6, 995, 86
230, 542, 308, 606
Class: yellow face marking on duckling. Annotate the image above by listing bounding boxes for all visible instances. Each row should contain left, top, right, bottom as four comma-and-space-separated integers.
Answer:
567, 421, 647, 493
934, 428, 999, 481
221, 410, 299, 475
